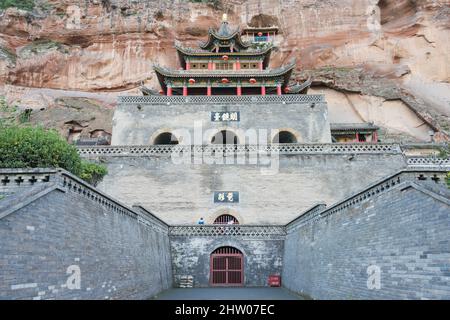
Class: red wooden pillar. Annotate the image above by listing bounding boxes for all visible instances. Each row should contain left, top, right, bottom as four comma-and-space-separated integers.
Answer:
373, 131, 378, 143
183, 86, 188, 96
237, 85, 242, 96
261, 86, 266, 96
186, 61, 190, 70
355, 132, 360, 143
212, 62, 216, 70
267, 32, 270, 42
277, 84, 282, 96
207, 86, 212, 96
259, 61, 263, 71
236, 59, 241, 70
167, 86, 172, 96
208, 60, 213, 70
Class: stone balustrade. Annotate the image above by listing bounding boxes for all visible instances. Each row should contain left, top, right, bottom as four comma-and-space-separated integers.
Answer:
169, 225, 286, 239
118, 94, 325, 104
0, 168, 168, 234
78, 143, 402, 157
286, 169, 449, 232
407, 157, 450, 168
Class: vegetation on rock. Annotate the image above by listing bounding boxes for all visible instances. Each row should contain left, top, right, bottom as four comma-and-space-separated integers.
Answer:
19, 40, 69, 59
0, 0, 35, 11
0, 124, 108, 186
0, 46, 17, 65
188, 0, 222, 10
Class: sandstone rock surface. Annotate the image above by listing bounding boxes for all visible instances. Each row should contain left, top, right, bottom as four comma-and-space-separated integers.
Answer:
0, 0, 448, 141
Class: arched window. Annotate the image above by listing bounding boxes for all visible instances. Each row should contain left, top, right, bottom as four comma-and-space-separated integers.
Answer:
272, 131, 297, 144
153, 132, 179, 145
213, 214, 240, 225
211, 130, 239, 145
212, 246, 242, 255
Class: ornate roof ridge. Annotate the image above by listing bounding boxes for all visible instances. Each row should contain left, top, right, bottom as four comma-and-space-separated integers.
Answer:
154, 60, 295, 78
175, 40, 272, 55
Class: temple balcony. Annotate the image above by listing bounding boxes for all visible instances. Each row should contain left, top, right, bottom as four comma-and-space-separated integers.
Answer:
118, 94, 324, 104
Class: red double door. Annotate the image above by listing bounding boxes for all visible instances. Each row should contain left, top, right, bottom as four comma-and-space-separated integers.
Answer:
210, 247, 244, 286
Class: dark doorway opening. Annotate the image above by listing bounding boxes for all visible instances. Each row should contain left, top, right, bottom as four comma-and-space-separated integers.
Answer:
154, 132, 179, 145
272, 131, 297, 144
211, 130, 239, 145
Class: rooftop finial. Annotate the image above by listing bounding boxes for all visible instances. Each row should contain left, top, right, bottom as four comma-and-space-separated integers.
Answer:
222, 13, 228, 22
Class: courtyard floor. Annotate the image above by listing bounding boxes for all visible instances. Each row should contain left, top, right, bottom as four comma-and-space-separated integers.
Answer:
153, 287, 306, 300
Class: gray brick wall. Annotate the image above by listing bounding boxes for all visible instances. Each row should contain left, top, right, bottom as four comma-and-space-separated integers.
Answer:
97, 153, 406, 225
282, 183, 450, 300
170, 236, 284, 287
0, 186, 172, 300
112, 101, 332, 145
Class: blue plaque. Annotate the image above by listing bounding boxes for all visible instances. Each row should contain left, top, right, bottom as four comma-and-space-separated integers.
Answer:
211, 111, 240, 122
214, 191, 239, 203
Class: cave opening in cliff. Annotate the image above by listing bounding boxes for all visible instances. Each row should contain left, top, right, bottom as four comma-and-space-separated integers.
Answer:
378, 0, 418, 27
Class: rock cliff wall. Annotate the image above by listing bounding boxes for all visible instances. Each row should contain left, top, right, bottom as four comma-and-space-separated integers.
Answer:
0, 0, 448, 141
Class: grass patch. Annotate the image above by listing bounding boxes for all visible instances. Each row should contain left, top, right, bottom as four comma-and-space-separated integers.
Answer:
0, 0, 35, 11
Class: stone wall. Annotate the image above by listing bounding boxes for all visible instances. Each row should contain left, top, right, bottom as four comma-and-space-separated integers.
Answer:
112, 96, 331, 145
0, 169, 172, 300
169, 227, 285, 287
282, 171, 450, 300
92, 151, 407, 225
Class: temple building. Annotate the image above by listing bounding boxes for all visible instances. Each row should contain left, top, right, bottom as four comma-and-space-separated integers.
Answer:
1, 14, 449, 298
241, 25, 279, 43
153, 14, 310, 97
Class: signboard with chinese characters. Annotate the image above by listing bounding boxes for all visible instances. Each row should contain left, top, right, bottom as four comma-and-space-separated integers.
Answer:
214, 191, 239, 204
211, 111, 240, 122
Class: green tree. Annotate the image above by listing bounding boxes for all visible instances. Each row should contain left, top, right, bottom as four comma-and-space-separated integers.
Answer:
0, 125, 107, 186
0, 0, 35, 11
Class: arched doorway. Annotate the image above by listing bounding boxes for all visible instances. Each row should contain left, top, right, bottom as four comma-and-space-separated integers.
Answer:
272, 130, 297, 144
153, 132, 179, 145
210, 246, 244, 286
211, 130, 239, 145
213, 214, 240, 225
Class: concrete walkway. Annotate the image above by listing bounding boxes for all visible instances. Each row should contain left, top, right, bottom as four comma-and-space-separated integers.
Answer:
153, 288, 305, 300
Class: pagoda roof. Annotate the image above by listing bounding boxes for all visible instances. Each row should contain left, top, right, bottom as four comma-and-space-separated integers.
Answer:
154, 61, 295, 79
330, 123, 380, 133
199, 21, 251, 51
175, 40, 273, 69
285, 78, 312, 94
242, 25, 280, 33
175, 40, 272, 57
154, 61, 296, 89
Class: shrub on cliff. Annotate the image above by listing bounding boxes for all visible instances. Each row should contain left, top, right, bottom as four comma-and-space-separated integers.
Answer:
0, 0, 35, 11
0, 125, 107, 186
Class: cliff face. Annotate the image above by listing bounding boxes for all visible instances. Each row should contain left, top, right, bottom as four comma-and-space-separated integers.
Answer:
0, 0, 449, 142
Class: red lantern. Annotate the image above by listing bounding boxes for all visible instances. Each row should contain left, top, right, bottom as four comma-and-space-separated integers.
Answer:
284, 87, 290, 93
189, 78, 196, 84
249, 78, 257, 84
159, 90, 164, 94
257, 32, 263, 37
222, 55, 229, 61
221, 78, 229, 84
